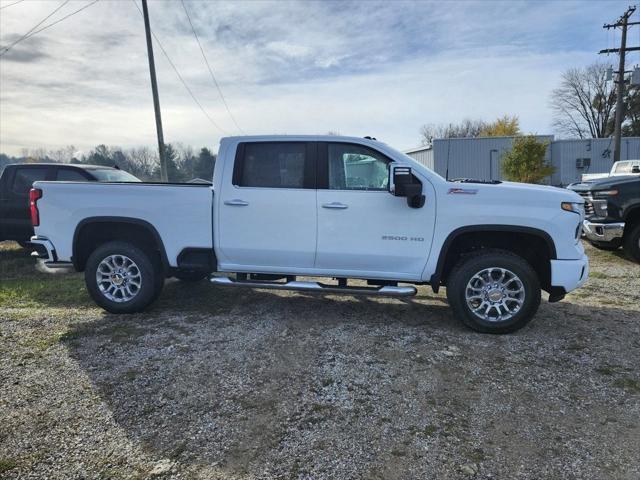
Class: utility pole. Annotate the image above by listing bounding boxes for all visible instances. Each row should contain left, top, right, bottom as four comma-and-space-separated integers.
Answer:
599, 5, 639, 163
141, 0, 168, 182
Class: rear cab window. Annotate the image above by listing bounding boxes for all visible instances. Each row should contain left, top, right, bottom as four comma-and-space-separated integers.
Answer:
232, 142, 315, 189
11, 167, 50, 195
56, 169, 90, 182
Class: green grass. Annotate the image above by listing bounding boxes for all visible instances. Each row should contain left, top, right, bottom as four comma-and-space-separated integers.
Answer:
0, 458, 18, 474
589, 271, 609, 279
614, 377, 640, 394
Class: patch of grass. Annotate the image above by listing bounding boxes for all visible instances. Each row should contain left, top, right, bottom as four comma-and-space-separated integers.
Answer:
390, 448, 407, 457
0, 276, 91, 310
595, 365, 621, 376
0, 458, 18, 473
467, 447, 487, 462
422, 424, 437, 436
613, 377, 640, 394
589, 271, 609, 279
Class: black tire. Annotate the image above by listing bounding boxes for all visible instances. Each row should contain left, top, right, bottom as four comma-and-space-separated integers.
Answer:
173, 270, 208, 282
623, 223, 640, 263
85, 241, 163, 314
17, 240, 29, 249
590, 240, 621, 251
446, 249, 541, 334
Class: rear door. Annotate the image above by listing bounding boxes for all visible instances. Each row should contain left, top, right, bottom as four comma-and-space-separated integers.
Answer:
3, 165, 53, 241
216, 141, 317, 270
315, 142, 434, 278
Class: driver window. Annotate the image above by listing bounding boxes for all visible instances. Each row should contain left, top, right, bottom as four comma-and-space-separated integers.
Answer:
328, 143, 390, 190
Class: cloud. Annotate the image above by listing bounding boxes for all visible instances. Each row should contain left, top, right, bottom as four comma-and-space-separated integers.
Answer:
0, 0, 632, 155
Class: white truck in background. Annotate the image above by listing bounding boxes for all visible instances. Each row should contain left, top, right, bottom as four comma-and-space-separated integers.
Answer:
30, 135, 589, 334
581, 159, 640, 182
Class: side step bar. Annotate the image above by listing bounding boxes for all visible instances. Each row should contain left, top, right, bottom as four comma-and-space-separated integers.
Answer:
210, 276, 417, 297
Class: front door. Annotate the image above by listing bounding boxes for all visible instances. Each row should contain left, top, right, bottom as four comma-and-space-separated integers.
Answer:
217, 141, 317, 271
315, 142, 434, 279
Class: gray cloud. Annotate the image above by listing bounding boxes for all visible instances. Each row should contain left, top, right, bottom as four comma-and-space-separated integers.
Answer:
0, 0, 631, 155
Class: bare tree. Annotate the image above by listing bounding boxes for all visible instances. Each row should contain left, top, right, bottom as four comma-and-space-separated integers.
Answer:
127, 147, 158, 180
550, 63, 616, 139
419, 119, 486, 146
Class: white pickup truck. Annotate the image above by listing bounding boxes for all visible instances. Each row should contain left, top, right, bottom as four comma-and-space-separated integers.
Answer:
30, 136, 589, 333
581, 159, 640, 182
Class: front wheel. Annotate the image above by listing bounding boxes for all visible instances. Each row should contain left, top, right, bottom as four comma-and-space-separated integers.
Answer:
85, 241, 163, 314
623, 224, 640, 263
446, 250, 541, 334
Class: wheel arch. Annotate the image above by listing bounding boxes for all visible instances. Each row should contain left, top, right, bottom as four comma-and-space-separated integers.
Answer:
430, 225, 557, 293
624, 205, 640, 232
72, 216, 169, 273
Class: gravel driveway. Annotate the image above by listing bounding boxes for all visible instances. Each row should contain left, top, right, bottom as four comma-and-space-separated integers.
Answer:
1, 241, 639, 479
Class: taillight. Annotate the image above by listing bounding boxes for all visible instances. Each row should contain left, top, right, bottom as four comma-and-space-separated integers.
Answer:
29, 188, 42, 226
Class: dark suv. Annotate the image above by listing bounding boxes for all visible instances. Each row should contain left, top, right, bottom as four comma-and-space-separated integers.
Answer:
0, 163, 139, 245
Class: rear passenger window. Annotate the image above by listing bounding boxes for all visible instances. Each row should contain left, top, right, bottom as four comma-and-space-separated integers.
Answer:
56, 169, 89, 181
12, 168, 49, 195
234, 143, 309, 189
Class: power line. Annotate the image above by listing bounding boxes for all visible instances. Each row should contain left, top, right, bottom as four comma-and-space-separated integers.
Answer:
0, 0, 70, 56
0, 0, 26, 11
131, 0, 228, 135
24, 0, 99, 39
180, 0, 244, 134
0, 0, 100, 58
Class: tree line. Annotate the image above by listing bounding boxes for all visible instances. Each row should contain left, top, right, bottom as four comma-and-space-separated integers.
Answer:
0, 143, 216, 183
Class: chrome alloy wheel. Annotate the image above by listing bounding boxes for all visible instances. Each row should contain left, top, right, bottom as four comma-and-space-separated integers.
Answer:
465, 267, 525, 322
96, 254, 142, 303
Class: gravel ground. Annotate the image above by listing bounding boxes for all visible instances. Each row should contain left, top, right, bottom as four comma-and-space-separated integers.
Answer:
1, 241, 639, 479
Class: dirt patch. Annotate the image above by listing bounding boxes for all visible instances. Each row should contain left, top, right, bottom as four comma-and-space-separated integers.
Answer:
1, 241, 639, 479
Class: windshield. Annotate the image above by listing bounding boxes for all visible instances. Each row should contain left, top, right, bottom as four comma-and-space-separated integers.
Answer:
90, 169, 141, 182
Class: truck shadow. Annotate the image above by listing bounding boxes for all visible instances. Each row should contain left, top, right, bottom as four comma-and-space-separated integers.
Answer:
61, 278, 640, 478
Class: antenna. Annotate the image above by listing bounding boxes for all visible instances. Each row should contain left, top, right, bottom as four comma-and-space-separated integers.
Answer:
445, 137, 452, 181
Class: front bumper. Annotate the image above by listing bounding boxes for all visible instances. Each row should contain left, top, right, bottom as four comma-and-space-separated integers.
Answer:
550, 254, 589, 294
582, 220, 625, 243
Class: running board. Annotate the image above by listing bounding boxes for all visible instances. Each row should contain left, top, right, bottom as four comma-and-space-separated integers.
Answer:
210, 276, 417, 297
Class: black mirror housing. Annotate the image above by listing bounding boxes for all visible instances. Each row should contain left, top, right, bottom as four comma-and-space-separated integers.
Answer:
392, 166, 425, 208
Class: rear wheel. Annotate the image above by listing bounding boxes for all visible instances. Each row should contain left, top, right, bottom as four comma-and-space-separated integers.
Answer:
85, 241, 163, 313
446, 249, 541, 334
623, 224, 640, 263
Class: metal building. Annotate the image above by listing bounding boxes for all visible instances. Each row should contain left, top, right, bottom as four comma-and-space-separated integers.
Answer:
405, 136, 640, 186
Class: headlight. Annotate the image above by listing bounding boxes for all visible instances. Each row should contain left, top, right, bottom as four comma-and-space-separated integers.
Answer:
561, 202, 585, 216
593, 189, 618, 198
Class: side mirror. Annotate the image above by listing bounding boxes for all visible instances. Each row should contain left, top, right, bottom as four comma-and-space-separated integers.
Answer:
632, 165, 640, 174
392, 166, 425, 208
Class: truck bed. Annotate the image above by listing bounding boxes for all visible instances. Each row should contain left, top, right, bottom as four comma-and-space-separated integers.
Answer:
33, 181, 213, 266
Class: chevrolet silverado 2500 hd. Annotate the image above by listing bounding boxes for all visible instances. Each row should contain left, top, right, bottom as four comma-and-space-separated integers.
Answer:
29, 136, 589, 333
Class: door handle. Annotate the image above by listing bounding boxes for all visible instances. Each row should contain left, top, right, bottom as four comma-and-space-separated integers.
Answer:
224, 199, 249, 206
322, 202, 348, 209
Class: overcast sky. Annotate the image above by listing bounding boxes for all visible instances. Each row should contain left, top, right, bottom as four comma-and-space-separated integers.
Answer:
0, 0, 634, 156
